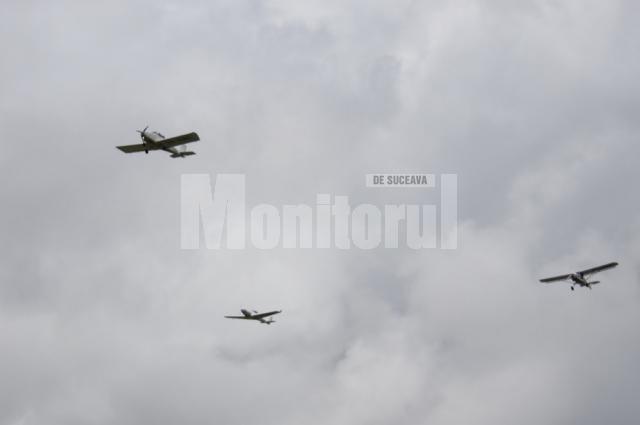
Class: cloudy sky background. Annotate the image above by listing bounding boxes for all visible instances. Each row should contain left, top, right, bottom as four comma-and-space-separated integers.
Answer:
1, 0, 640, 423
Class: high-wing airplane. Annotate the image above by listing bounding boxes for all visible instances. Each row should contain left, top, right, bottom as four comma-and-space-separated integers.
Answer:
117, 126, 199, 158
539, 262, 619, 290
224, 309, 282, 325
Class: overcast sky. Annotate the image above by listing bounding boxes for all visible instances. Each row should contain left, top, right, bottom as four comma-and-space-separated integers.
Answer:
1, 1, 640, 424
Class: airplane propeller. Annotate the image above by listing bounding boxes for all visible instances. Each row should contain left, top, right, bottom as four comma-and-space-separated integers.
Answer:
137, 126, 149, 153
136, 125, 149, 139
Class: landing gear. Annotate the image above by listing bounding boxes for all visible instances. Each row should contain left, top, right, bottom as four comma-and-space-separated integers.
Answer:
145, 150, 148, 154
571, 286, 574, 291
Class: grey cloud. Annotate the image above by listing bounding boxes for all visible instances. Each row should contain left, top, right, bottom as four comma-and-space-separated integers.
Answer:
1, 0, 639, 424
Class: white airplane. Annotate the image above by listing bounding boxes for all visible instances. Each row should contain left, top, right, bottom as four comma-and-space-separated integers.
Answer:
224, 309, 282, 325
117, 126, 199, 158
539, 261, 619, 290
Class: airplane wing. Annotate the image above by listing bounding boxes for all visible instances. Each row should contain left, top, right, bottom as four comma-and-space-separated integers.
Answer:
578, 262, 619, 276
251, 310, 282, 319
158, 132, 200, 149
224, 315, 251, 320
539, 274, 571, 283
116, 143, 158, 153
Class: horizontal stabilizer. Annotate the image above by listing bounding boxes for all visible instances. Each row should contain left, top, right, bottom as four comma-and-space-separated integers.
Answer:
171, 151, 196, 158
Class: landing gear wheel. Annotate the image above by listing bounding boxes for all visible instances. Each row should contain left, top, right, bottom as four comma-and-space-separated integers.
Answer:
571, 286, 574, 291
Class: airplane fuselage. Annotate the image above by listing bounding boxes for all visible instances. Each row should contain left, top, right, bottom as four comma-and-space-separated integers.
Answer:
570, 273, 588, 286
239, 309, 273, 323
141, 130, 182, 156
568, 273, 600, 289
